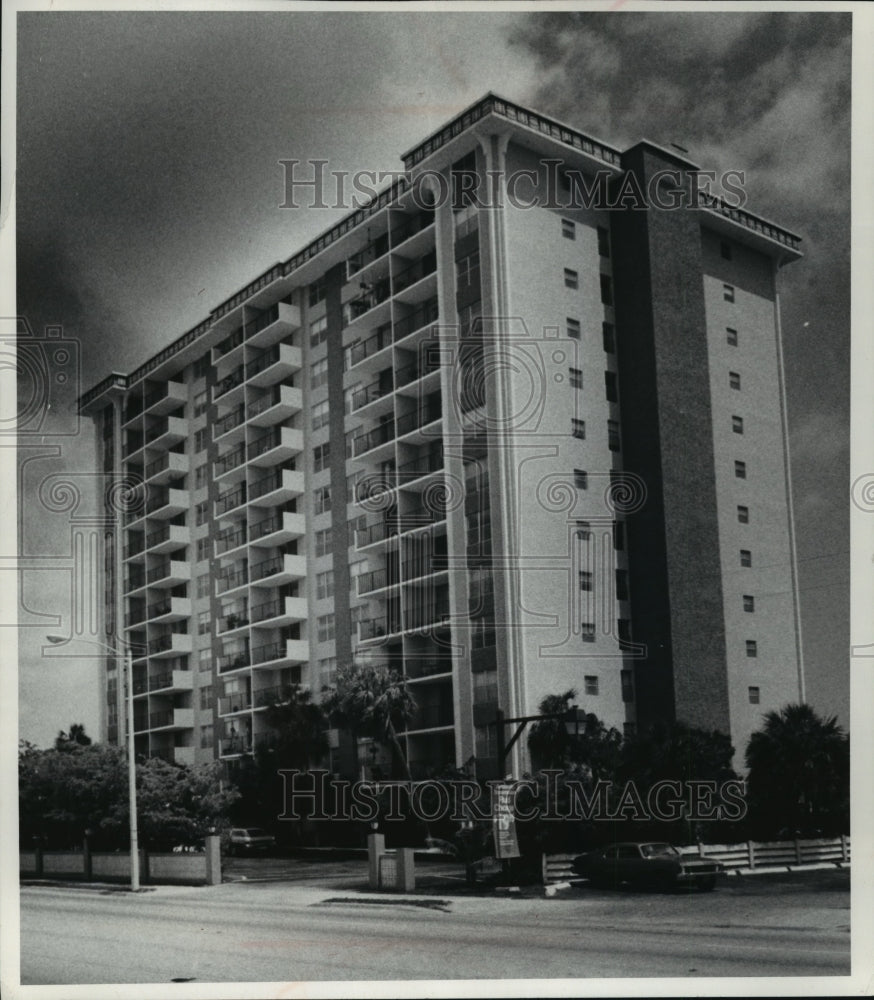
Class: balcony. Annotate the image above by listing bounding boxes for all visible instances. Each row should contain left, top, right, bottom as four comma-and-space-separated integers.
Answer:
216, 565, 248, 596
405, 658, 454, 680
214, 444, 247, 481
249, 509, 306, 546
146, 560, 191, 587
147, 632, 193, 658
390, 210, 435, 250
248, 468, 304, 506
216, 482, 247, 517
143, 381, 186, 416
357, 567, 399, 596
215, 326, 245, 361
245, 301, 301, 350
213, 404, 247, 443
218, 692, 253, 716
247, 383, 303, 427
123, 435, 145, 460
248, 426, 303, 466
392, 251, 437, 300
250, 638, 309, 666
347, 230, 390, 278
146, 596, 192, 623
218, 647, 251, 673
393, 298, 439, 344
146, 486, 189, 520
405, 601, 451, 632
246, 342, 302, 387
147, 708, 195, 732
144, 415, 187, 449
353, 421, 395, 458
351, 372, 394, 415
405, 703, 455, 733
215, 523, 248, 556
396, 398, 442, 439
342, 279, 392, 329
394, 353, 443, 390
250, 595, 307, 626
249, 552, 306, 585
396, 449, 443, 485
144, 450, 189, 485
217, 605, 249, 633
355, 519, 400, 549
125, 570, 147, 593
145, 522, 189, 554
150, 669, 194, 693
348, 323, 393, 369
213, 365, 245, 403
358, 615, 401, 642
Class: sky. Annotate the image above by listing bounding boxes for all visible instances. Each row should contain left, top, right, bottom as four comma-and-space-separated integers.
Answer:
10, 6, 853, 747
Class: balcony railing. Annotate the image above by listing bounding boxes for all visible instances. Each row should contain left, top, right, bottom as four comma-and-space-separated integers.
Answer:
219, 693, 252, 715
395, 402, 442, 437
145, 523, 178, 549
218, 648, 250, 672
126, 570, 146, 590
250, 598, 284, 623
146, 597, 173, 618
216, 327, 244, 358
148, 632, 188, 655
406, 658, 453, 679
393, 298, 438, 342
406, 601, 451, 631
215, 445, 246, 477
251, 640, 286, 665
249, 511, 284, 540
145, 452, 183, 479
359, 615, 400, 641
358, 567, 398, 594
407, 703, 455, 731
218, 607, 249, 632
217, 566, 248, 594
349, 324, 393, 367
392, 251, 437, 293
356, 520, 398, 547
250, 554, 285, 582
249, 468, 289, 501
244, 302, 283, 339
347, 232, 390, 277
342, 280, 391, 326
246, 344, 286, 380
249, 428, 283, 460
397, 449, 443, 479
254, 684, 289, 708
353, 421, 395, 457
149, 710, 175, 729
351, 375, 393, 412
216, 483, 247, 515
249, 384, 287, 419
390, 210, 434, 247
394, 355, 442, 388
214, 404, 246, 438
216, 524, 247, 554
214, 366, 245, 400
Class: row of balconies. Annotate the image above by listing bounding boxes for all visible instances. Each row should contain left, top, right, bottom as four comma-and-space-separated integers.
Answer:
132, 668, 193, 696
347, 297, 439, 369
214, 427, 302, 480
213, 301, 301, 361
123, 380, 187, 427
345, 210, 434, 278
215, 468, 304, 517
213, 342, 301, 403
214, 509, 305, 556
216, 637, 309, 674
124, 523, 188, 562
215, 553, 307, 596
358, 599, 451, 642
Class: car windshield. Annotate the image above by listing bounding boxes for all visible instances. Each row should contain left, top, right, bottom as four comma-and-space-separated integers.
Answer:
640, 843, 678, 857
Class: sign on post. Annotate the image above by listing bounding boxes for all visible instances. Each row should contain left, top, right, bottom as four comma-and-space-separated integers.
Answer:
493, 782, 520, 859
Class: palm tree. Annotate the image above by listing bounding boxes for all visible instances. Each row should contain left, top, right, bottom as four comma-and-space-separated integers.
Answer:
745, 703, 849, 837
260, 684, 329, 770
323, 662, 416, 780
527, 689, 579, 770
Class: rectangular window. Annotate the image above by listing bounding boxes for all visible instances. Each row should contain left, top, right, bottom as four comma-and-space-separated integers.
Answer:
726, 327, 738, 346
748, 686, 760, 705
735, 460, 747, 479
197, 610, 210, 636
200, 724, 214, 748
567, 317, 581, 340
193, 355, 210, 379
602, 322, 615, 353
564, 268, 579, 290
608, 420, 621, 452
732, 415, 744, 434
311, 357, 329, 390
581, 622, 596, 642
195, 500, 209, 526
309, 313, 328, 346
740, 549, 752, 567
312, 399, 330, 431
729, 371, 741, 390
737, 505, 750, 524
721, 241, 733, 261
317, 613, 335, 643
743, 594, 756, 613
200, 685, 213, 710
574, 469, 588, 489
194, 391, 208, 417
195, 464, 208, 490
571, 419, 586, 440
613, 521, 625, 550
196, 573, 210, 599
313, 442, 331, 473
723, 284, 735, 302
315, 528, 332, 558
316, 569, 334, 601
198, 648, 211, 672
314, 485, 332, 515
597, 226, 610, 258
615, 569, 629, 601
746, 640, 758, 658
600, 274, 613, 306
584, 675, 599, 696
605, 371, 618, 402
569, 367, 583, 389
195, 429, 207, 452
196, 537, 211, 562
561, 219, 575, 240
309, 280, 328, 310
579, 570, 593, 592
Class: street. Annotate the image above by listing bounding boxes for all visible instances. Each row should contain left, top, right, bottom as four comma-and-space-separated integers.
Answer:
17, 867, 850, 985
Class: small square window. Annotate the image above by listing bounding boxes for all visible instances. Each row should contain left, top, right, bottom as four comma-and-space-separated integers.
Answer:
726, 327, 738, 346
584, 675, 599, 696
735, 460, 747, 479
597, 226, 610, 258
600, 274, 613, 306
602, 322, 615, 353
564, 268, 579, 289
737, 505, 750, 524
729, 371, 741, 390
746, 640, 758, 658
748, 686, 760, 705
571, 419, 586, 440
562, 219, 576, 240
732, 415, 744, 434
743, 594, 755, 613
721, 241, 733, 261
740, 549, 752, 567
567, 317, 581, 340
723, 284, 735, 302
574, 469, 589, 489
569, 367, 583, 389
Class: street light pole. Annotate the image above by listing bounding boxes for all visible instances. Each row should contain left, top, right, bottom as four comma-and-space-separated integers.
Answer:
46, 635, 140, 892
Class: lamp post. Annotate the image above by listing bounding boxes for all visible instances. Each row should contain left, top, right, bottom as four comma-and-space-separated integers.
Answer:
492, 705, 584, 776
46, 635, 140, 891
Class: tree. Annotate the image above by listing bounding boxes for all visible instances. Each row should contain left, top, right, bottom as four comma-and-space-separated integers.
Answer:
745, 703, 849, 838
54, 723, 92, 750
527, 690, 623, 778
322, 662, 416, 780
260, 684, 329, 770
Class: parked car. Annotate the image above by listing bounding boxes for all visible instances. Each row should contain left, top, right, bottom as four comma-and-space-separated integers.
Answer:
226, 828, 275, 856
572, 842, 723, 891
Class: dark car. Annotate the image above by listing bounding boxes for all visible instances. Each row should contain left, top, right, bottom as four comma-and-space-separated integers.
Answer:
572, 842, 723, 891
226, 827, 275, 856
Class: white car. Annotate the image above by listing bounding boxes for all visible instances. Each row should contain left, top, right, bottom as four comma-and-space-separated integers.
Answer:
227, 827, 275, 856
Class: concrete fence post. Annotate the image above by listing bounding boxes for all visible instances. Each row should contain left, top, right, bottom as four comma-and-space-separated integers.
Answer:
204, 835, 221, 885
396, 848, 416, 892
367, 833, 385, 890
747, 841, 755, 869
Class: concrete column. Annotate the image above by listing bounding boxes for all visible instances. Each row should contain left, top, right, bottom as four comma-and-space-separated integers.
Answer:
396, 848, 416, 893
205, 835, 221, 885
367, 833, 385, 889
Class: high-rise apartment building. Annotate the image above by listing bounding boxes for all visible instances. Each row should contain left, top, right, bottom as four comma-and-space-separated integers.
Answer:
79, 94, 804, 779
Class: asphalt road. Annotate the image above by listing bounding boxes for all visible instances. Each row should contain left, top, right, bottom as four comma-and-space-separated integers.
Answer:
16, 868, 850, 986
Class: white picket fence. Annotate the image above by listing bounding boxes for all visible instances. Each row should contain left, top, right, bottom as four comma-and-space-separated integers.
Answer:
543, 835, 850, 884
